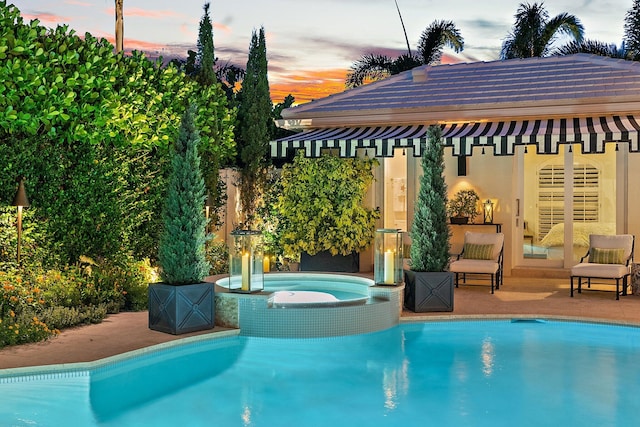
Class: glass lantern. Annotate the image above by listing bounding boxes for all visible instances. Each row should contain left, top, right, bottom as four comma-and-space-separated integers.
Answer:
374, 229, 403, 286
483, 199, 494, 224
229, 230, 264, 293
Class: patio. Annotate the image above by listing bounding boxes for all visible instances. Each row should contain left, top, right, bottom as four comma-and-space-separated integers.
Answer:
1, 276, 638, 370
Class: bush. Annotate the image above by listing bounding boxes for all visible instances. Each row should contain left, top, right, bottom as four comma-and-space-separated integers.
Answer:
206, 239, 229, 275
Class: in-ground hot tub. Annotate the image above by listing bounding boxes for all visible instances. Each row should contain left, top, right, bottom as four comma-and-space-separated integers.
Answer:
214, 272, 403, 338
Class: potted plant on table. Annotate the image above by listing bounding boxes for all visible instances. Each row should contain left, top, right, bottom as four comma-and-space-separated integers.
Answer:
148, 104, 214, 334
404, 125, 454, 312
447, 189, 480, 224
275, 152, 379, 272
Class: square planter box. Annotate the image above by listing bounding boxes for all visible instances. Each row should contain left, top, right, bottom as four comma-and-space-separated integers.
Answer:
300, 250, 359, 273
148, 282, 215, 335
404, 270, 454, 312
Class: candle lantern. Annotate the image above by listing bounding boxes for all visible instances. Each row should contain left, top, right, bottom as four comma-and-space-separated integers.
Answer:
483, 199, 494, 224
374, 229, 403, 286
229, 230, 264, 293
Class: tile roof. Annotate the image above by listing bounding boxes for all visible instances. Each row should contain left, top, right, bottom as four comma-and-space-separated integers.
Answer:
282, 54, 640, 127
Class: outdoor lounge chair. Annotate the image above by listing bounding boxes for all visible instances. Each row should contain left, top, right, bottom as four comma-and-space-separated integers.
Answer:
570, 234, 635, 300
449, 231, 504, 294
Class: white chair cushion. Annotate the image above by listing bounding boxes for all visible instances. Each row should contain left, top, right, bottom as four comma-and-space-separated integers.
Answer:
450, 259, 499, 275
571, 263, 630, 279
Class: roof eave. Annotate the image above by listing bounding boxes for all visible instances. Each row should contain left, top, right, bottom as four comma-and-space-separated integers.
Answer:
285, 98, 640, 129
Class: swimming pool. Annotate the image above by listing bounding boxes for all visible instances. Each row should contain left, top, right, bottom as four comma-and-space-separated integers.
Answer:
1, 319, 639, 426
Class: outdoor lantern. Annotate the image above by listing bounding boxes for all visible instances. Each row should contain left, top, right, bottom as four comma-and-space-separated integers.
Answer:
483, 199, 494, 224
229, 230, 264, 293
374, 229, 403, 285
12, 178, 30, 264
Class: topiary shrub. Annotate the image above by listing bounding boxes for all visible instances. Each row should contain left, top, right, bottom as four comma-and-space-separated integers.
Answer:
157, 105, 210, 284
409, 125, 451, 272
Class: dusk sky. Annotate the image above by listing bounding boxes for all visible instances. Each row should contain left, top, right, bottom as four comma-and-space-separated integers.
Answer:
12, 0, 635, 104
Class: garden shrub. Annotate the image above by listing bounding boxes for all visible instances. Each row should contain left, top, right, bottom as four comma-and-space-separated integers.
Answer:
206, 239, 229, 275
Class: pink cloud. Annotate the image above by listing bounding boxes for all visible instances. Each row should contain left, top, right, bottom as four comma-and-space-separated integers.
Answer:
21, 12, 67, 26
213, 22, 231, 34
105, 6, 184, 20
64, 0, 91, 6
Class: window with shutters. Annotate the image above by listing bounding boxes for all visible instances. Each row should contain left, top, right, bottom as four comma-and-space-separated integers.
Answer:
537, 163, 599, 241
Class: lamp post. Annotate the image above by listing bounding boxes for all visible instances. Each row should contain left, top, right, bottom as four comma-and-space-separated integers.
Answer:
12, 178, 30, 264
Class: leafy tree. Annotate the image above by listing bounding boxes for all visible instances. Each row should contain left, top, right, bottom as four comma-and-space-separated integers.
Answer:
500, 2, 584, 59
625, 0, 640, 60
409, 126, 450, 272
158, 105, 209, 285
346, 20, 463, 88
235, 27, 272, 228
0, 1, 234, 264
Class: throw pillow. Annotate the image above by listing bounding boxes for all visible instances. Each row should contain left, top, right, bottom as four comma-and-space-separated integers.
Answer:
589, 247, 625, 264
463, 243, 494, 260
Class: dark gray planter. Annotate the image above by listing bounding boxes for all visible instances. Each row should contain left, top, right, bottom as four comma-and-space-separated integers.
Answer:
404, 270, 454, 312
148, 282, 214, 335
300, 250, 359, 273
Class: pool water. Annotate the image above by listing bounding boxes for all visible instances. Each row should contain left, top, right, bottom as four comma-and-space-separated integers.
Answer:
2, 320, 639, 426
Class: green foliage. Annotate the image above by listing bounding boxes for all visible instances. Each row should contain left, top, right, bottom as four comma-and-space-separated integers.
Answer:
0, 1, 235, 264
447, 189, 480, 221
236, 27, 272, 227
500, 2, 584, 59
205, 239, 230, 275
0, 256, 147, 347
159, 105, 210, 285
38, 304, 108, 330
276, 152, 380, 257
196, 2, 216, 86
625, 0, 640, 60
409, 126, 450, 272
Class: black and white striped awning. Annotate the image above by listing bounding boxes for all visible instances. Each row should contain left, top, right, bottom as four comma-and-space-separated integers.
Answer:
270, 115, 640, 158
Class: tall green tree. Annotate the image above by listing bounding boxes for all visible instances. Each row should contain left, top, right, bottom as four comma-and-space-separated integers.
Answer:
500, 2, 584, 59
236, 27, 272, 228
409, 126, 450, 272
196, 2, 216, 86
625, 0, 640, 60
346, 20, 464, 88
158, 104, 209, 285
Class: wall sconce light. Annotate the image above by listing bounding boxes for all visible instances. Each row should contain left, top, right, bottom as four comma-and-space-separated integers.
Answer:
12, 178, 30, 264
483, 199, 494, 224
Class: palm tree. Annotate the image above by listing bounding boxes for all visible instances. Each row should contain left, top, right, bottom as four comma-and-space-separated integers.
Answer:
554, 40, 626, 58
346, 20, 463, 88
115, 0, 123, 53
500, 2, 584, 59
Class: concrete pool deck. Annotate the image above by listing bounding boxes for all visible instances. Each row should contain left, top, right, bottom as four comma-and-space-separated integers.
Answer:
1, 276, 639, 369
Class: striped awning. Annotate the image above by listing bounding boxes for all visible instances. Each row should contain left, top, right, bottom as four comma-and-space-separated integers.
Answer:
270, 116, 640, 158
271, 124, 429, 158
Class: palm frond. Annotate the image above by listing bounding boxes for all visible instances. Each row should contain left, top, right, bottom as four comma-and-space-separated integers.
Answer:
417, 20, 464, 65
346, 54, 395, 88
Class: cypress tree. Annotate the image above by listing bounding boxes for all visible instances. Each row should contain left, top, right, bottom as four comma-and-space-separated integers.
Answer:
196, 2, 216, 86
236, 26, 272, 228
625, 0, 640, 60
409, 125, 450, 272
158, 104, 209, 284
